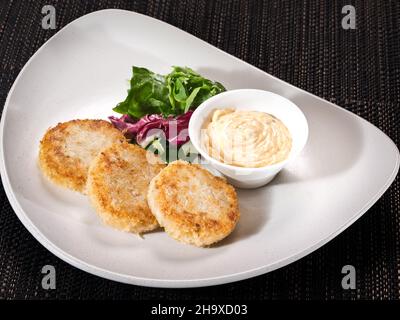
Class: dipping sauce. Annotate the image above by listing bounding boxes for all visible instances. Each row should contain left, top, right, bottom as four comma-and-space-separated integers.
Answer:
203, 109, 292, 168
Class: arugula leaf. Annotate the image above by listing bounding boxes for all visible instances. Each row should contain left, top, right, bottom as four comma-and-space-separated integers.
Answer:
166, 66, 226, 114
184, 87, 201, 113
113, 66, 226, 118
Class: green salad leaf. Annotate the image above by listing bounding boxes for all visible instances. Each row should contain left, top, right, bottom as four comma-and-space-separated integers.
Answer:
113, 66, 226, 118
113, 67, 170, 118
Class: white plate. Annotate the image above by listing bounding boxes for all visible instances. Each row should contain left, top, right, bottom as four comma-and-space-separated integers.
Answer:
0, 9, 399, 288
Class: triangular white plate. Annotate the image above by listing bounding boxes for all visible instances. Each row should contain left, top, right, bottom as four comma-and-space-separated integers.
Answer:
1, 9, 398, 288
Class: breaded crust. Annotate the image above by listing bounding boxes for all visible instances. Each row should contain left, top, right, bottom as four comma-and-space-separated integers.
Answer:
147, 160, 240, 247
39, 119, 126, 193
87, 143, 165, 234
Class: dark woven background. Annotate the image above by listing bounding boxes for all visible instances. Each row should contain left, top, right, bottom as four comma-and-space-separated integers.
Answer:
0, 0, 399, 300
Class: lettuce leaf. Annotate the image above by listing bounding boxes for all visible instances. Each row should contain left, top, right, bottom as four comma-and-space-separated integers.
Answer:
113, 66, 225, 118
113, 67, 170, 119
109, 111, 196, 163
109, 111, 193, 147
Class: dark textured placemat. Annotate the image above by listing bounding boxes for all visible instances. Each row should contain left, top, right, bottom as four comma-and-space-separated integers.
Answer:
0, 0, 399, 300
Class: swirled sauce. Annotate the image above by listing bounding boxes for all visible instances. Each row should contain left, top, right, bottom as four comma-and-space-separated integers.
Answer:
203, 109, 292, 167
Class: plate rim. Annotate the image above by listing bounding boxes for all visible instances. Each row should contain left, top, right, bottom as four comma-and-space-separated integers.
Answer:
0, 8, 399, 288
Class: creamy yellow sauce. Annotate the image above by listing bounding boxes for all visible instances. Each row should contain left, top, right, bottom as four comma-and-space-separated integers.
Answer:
203, 109, 292, 167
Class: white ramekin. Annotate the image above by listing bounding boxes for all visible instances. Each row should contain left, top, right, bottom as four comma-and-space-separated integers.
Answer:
188, 89, 309, 188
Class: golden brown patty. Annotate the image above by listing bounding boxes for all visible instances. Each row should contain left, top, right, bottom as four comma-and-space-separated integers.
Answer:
87, 143, 165, 234
39, 119, 126, 193
147, 160, 240, 247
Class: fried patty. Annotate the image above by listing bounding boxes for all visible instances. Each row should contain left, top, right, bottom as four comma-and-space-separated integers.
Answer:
87, 142, 165, 234
39, 119, 126, 193
147, 160, 240, 247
